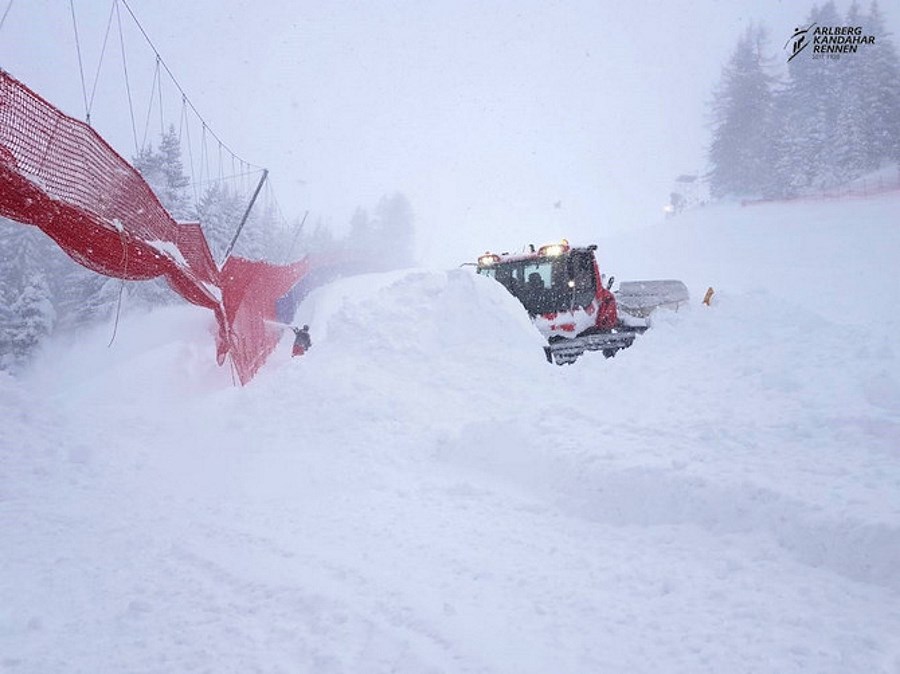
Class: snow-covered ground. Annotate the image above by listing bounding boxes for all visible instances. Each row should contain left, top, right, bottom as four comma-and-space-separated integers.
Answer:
2, 194, 899, 673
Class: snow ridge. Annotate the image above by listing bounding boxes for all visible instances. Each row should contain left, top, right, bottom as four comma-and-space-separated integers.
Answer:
2, 195, 900, 673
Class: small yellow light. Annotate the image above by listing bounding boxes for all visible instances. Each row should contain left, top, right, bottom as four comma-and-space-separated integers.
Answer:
542, 245, 564, 257
538, 239, 570, 257
478, 253, 500, 266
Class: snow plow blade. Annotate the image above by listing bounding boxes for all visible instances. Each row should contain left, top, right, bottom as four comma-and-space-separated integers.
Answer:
546, 280, 688, 365
615, 280, 690, 318
545, 327, 645, 365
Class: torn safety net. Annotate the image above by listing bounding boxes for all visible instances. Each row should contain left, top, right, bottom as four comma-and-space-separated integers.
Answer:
0, 69, 307, 384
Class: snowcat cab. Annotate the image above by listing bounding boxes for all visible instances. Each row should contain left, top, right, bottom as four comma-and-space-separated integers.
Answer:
476, 240, 688, 364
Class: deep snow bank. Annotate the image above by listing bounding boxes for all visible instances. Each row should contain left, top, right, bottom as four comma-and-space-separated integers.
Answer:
2, 195, 900, 673
247, 267, 555, 432
288, 267, 547, 368
599, 192, 900, 333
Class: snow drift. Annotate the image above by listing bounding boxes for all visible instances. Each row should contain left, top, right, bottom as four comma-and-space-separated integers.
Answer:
1, 193, 899, 673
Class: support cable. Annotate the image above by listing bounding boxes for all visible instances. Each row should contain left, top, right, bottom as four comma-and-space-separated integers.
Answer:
0, 0, 14, 34
177, 91, 185, 141
265, 177, 291, 229
202, 125, 211, 188
157, 56, 164, 136
189, 168, 263, 190
199, 124, 208, 192
68, 0, 90, 123
115, 0, 140, 154
87, 0, 116, 117
288, 209, 310, 263
181, 96, 199, 206
108, 225, 131, 347
108, 279, 127, 347
118, 0, 260, 170
140, 57, 159, 149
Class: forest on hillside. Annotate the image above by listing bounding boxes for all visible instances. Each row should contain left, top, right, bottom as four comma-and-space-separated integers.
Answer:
708, 0, 900, 198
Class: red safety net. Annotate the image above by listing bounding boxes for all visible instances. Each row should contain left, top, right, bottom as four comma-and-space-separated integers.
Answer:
221, 256, 310, 385
0, 70, 307, 384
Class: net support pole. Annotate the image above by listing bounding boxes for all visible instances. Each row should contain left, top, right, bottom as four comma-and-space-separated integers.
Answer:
222, 168, 268, 265
287, 209, 309, 262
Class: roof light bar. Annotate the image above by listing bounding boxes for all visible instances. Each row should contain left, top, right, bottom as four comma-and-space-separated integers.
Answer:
538, 239, 570, 257
478, 252, 501, 266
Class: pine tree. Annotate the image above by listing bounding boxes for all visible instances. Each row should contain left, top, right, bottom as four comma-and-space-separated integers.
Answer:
772, 1, 900, 190
349, 207, 372, 244
0, 221, 56, 371
345, 206, 374, 268
280, 214, 308, 263
307, 219, 336, 256
53, 267, 123, 331
132, 145, 164, 201
773, 2, 844, 191
831, 1, 871, 183
860, 1, 900, 167
768, 91, 805, 197
238, 199, 281, 261
372, 193, 415, 270
126, 126, 195, 309
158, 125, 192, 220
708, 24, 778, 198
6, 270, 55, 365
196, 182, 245, 264
132, 125, 192, 220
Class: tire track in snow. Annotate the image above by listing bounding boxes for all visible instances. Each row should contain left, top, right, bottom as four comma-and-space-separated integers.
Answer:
439, 421, 900, 592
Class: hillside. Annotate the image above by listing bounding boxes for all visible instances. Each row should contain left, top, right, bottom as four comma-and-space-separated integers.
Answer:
2, 194, 899, 673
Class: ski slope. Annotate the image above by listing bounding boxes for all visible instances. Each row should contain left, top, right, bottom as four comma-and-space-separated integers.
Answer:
2, 194, 900, 673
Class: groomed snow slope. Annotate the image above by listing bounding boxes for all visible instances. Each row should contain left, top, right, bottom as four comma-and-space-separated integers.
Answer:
2, 194, 900, 673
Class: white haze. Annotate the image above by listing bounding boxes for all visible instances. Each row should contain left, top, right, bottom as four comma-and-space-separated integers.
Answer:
1, 0, 898, 267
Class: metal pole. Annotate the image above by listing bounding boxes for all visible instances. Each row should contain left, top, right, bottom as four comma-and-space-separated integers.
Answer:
222, 168, 268, 265
287, 209, 310, 262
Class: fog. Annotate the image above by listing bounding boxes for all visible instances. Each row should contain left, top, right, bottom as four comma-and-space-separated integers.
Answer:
2, 0, 896, 267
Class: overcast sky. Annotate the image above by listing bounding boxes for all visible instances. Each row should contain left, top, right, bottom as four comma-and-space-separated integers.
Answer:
2, 1, 898, 267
